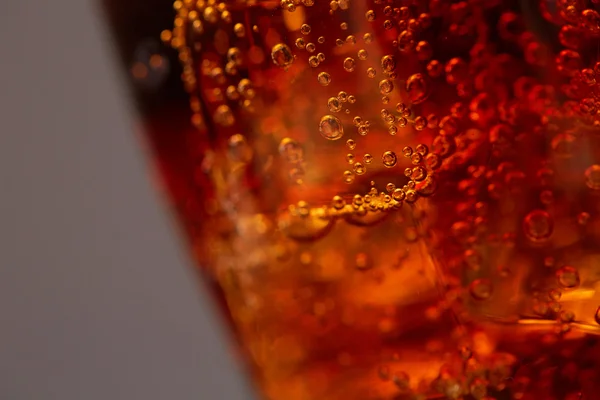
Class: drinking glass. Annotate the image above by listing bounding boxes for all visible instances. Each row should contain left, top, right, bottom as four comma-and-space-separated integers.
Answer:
102, 0, 600, 399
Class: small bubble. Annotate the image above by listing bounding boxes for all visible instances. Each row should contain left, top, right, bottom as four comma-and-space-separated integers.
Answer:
363, 33, 373, 43
584, 165, 600, 190
352, 116, 362, 126
354, 162, 366, 175
382, 151, 398, 168
306, 42, 316, 52
445, 57, 468, 84
317, 52, 325, 62
412, 166, 427, 181
346, 35, 356, 44
279, 138, 303, 162
402, 146, 413, 157
358, 49, 368, 60
318, 36, 325, 44
470, 278, 493, 300
406, 73, 430, 105
318, 72, 332, 86
343, 170, 355, 184
416, 40, 432, 60
338, 91, 348, 102
523, 209, 553, 243
415, 144, 428, 156
556, 266, 580, 289
327, 97, 342, 112
308, 56, 320, 67
397, 30, 415, 52
367, 67, 376, 78
348, 95, 356, 103
346, 139, 356, 150
389, 125, 398, 135
380, 55, 396, 74
332, 195, 345, 210
343, 57, 356, 72
378, 79, 394, 94
340, 22, 348, 30
366, 10, 376, 21
363, 154, 373, 164
414, 116, 427, 130
233, 23, 245, 37
300, 24, 311, 35
390, 189, 405, 202
271, 43, 294, 68
319, 115, 344, 140
425, 153, 441, 170
335, 38, 344, 46
213, 104, 235, 126
295, 38, 306, 49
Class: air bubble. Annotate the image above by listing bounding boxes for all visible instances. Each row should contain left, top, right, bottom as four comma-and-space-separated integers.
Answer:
585, 165, 600, 189
406, 73, 430, 104
523, 210, 553, 243
328, 97, 342, 112
271, 43, 294, 68
382, 151, 398, 167
343, 57, 356, 72
354, 162, 366, 175
470, 278, 493, 300
556, 266, 580, 289
318, 72, 332, 86
358, 49, 368, 60
300, 24, 311, 35
343, 170, 355, 184
379, 79, 394, 94
319, 115, 344, 140
279, 138, 304, 162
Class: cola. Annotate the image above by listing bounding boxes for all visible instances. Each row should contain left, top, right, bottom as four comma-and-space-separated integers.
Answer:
103, 0, 600, 399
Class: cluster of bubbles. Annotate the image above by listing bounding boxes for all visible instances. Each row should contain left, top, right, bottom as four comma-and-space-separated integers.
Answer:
161, 0, 600, 398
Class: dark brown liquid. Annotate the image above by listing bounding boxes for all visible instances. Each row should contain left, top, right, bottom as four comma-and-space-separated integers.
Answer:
103, 0, 600, 399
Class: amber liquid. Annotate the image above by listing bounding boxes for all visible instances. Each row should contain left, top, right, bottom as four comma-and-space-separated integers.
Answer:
104, 0, 600, 399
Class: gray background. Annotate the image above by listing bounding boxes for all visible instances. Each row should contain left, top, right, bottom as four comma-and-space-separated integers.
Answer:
0, 1, 256, 399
